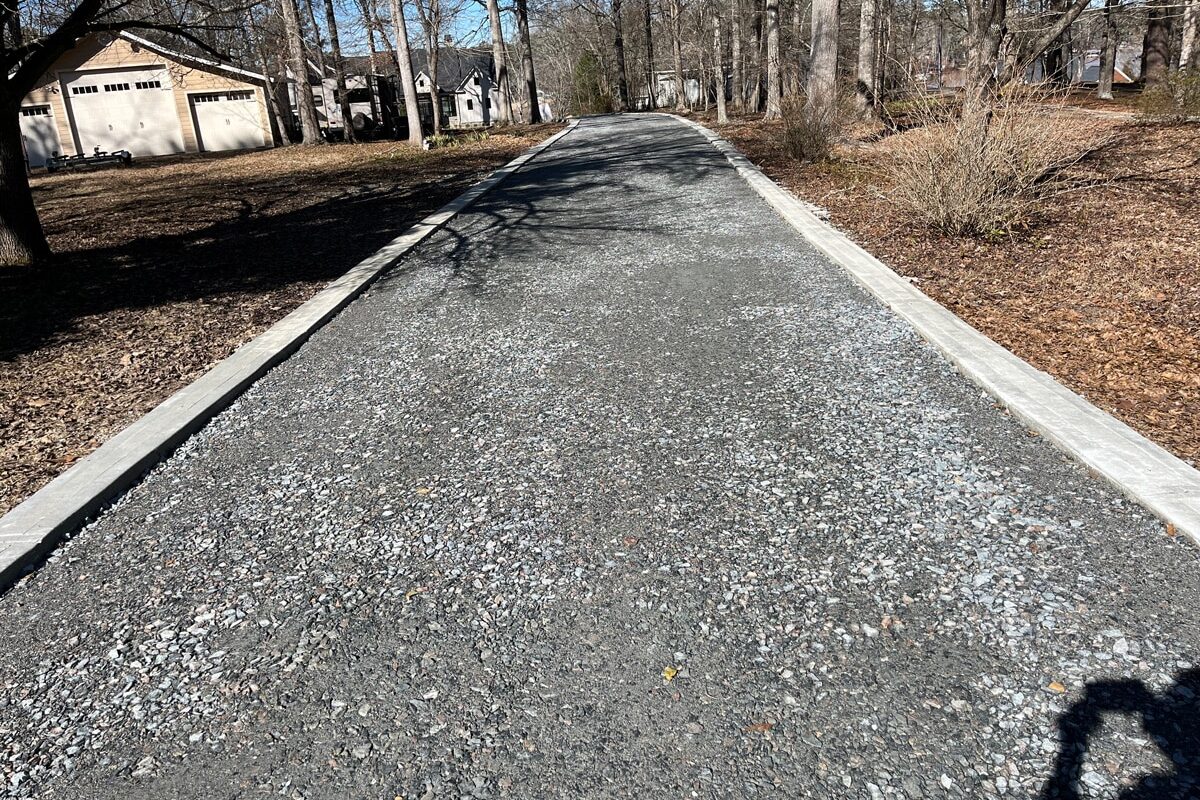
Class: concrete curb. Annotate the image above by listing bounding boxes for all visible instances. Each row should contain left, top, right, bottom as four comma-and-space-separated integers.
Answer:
0, 120, 580, 590
668, 113, 1200, 545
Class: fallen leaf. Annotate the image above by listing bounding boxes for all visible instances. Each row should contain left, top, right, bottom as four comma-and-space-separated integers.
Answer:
745, 721, 774, 733
405, 586, 428, 601
415, 487, 431, 496
1166, 523, 1178, 538
622, 535, 639, 546
662, 665, 678, 682
1048, 681, 1067, 693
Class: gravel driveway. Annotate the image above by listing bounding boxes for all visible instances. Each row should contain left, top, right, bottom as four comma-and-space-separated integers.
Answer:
1, 115, 1197, 799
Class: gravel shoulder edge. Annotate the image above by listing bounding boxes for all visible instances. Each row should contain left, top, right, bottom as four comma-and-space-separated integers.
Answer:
666, 112, 1200, 546
0, 119, 581, 591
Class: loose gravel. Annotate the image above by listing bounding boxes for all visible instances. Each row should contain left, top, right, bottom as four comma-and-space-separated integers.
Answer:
1, 115, 1197, 799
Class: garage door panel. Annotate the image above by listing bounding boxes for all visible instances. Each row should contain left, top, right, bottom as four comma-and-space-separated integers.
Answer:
63, 67, 183, 157
191, 91, 265, 152
19, 106, 61, 168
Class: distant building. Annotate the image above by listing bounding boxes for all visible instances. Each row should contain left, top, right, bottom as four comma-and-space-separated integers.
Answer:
18, 31, 272, 169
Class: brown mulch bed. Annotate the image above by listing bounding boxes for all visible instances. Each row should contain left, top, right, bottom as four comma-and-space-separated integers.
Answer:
711, 112, 1200, 465
0, 125, 561, 515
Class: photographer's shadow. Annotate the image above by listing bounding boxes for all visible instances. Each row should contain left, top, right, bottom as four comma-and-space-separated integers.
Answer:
1042, 668, 1199, 799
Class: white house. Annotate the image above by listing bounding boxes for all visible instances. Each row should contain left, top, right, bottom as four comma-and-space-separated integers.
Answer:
343, 47, 517, 131
18, 31, 274, 169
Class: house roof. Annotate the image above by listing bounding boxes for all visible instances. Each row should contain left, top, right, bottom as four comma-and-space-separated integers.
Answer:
344, 46, 492, 89
118, 31, 265, 82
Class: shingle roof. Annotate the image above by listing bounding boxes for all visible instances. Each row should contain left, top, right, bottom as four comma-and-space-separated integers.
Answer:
344, 47, 492, 89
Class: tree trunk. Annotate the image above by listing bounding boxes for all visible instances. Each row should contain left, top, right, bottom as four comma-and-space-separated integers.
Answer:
855, 0, 877, 116
281, 0, 325, 144
429, 36, 442, 136
790, 0, 805, 96
614, 0, 631, 109
515, 0, 542, 122
1097, 0, 1118, 98
714, 9, 730, 121
963, 0, 1005, 110
806, 0, 838, 116
1143, 0, 1171, 88
669, 0, 686, 108
747, 0, 762, 112
645, 0, 657, 108
764, 0, 782, 117
323, 0, 357, 142
731, 0, 743, 109
390, 0, 425, 145
485, 0, 514, 121
1183, 0, 1200, 69
0, 98, 50, 266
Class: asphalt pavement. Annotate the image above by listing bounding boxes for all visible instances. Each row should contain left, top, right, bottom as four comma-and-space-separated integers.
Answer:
1, 115, 1197, 799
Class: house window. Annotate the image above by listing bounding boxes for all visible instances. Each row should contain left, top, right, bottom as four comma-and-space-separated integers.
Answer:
466, 99, 474, 111
313, 94, 323, 106
103, 82, 130, 92
20, 106, 50, 117
71, 85, 98, 95
227, 90, 253, 101
134, 80, 162, 89
473, 76, 480, 86
440, 95, 456, 118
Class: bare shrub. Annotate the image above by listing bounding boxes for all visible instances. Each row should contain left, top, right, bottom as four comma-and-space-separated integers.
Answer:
781, 95, 848, 163
886, 86, 1110, 236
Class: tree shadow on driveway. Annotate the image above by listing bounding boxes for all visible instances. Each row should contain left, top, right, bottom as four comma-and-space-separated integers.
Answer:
1041, 668, 1200, 799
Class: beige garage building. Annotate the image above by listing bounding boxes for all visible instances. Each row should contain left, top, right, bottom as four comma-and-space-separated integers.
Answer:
19, 32, 275, 168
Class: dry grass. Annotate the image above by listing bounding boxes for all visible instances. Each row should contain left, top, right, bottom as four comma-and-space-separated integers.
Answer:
887, 89, 1115, 235
0, 125, 562, 515
712, 110, 1200, 465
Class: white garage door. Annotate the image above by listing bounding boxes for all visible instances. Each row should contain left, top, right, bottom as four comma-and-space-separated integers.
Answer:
190, 90, 265, 152
19, 106, 61, 168
63, 67, 183, 157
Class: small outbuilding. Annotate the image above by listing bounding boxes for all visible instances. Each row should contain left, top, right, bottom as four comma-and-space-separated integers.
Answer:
19, 31, 274, 169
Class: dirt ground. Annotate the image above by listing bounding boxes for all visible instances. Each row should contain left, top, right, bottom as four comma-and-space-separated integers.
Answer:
711, 110, 1200, 466
0, 125, 561, 516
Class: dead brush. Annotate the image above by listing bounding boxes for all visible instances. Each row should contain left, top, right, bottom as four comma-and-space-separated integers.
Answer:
886, 85, 1113, 236
780, 94, 849, 163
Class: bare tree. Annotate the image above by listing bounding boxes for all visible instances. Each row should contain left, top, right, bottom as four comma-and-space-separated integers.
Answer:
323, 0, 356, 141
484, 0, 514, 121
280, 0, 325, 143
390, 0, 425, 143
413, 0, 443, 135
1183, 0, 1200, 69
1097, 0, 1119, 98
855, 0, 877, 116
1142, 0, 1171, 89
515, 0, 542, 121
713, 5, 729, 120
764, 0, 781, 116
806, 0, 837, 114
613, 0, 631, 108
644, 0, 656, 106
669, 0, 686, 107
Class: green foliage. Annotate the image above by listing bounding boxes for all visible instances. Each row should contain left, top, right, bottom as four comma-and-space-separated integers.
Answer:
569, 52, 614, 116
1138, 72, 1200, 121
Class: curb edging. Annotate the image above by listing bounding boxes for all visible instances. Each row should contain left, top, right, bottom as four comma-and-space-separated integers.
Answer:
668, 113, 1200, 545
0, 120, 580, 590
